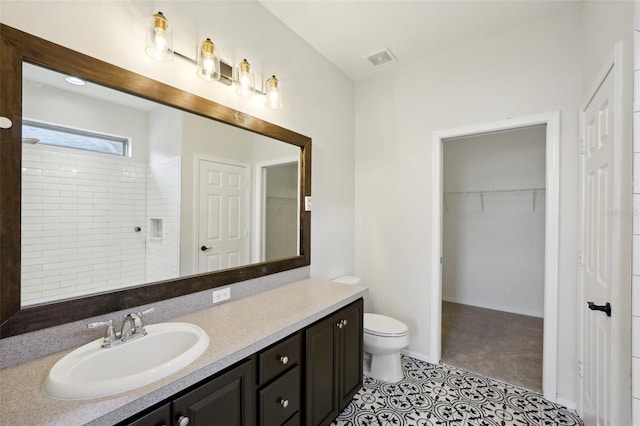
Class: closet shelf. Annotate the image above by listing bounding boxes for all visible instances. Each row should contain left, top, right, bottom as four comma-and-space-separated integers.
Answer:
443, 187, 545, 212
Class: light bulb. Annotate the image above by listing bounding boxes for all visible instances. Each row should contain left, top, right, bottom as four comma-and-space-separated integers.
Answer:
154, 33, 166, 55
203, 58, 215, 76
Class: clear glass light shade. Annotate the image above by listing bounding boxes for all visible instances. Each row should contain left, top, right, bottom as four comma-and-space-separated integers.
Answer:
265, 75, 283, 109
235, 59, 255, 97
145, 12, 174, 62
197, 38, 220, 81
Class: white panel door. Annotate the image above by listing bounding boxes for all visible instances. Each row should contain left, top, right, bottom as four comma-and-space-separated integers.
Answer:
580, 68, 614, 426
197, 159, 249, 273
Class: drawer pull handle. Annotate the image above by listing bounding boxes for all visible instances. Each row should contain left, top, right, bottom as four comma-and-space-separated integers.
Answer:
280, 398, 289, 408
177, 416, 190, 426
337, 321, 343, 329
342, 319, 348, 327
280, 355, 289, 365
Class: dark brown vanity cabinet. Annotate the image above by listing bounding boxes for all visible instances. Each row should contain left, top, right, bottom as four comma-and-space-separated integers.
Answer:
122, 299, 363, 426
304, 299, 363, 426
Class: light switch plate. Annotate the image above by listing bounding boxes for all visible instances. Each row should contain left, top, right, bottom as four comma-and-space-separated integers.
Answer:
305, 196, 312, 211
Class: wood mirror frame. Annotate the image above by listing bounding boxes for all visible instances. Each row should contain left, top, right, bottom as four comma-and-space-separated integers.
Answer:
0, 24, 311, 337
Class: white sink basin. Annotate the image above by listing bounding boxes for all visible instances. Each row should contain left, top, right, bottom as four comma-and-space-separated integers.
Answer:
43, 322, 209, 400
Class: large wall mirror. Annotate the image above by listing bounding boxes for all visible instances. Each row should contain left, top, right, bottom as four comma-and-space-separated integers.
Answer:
0, 25, 311, 337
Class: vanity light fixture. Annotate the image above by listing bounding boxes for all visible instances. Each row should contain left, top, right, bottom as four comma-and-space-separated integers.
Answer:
235, 59, 255, 97
145, 12, 173, 61
64, 76, 86, 86
144, 12, 283, 107
265, 75, 283, 109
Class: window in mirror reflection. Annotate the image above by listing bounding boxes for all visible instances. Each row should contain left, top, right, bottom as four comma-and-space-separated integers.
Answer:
23, 119, 129, 156
20, 62, 301, 307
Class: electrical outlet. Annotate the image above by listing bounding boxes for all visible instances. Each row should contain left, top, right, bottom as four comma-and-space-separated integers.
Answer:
212, 287, 231, 304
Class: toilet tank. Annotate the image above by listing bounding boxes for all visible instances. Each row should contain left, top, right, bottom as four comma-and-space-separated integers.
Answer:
332, 276, 372, 312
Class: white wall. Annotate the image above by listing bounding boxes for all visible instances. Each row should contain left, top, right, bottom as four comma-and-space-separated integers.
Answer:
442, 126, 546, 317
631, 2, 640, 420
631, 2, 640, 424
355, 6, 583, 403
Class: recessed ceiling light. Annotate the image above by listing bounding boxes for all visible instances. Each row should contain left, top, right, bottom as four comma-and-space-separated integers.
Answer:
365, 48, 397, 67
64, 76, 86, 86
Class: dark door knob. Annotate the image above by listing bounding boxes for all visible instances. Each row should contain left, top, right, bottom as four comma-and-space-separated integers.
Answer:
200, 245, 211, 252
587, 301, 611, 317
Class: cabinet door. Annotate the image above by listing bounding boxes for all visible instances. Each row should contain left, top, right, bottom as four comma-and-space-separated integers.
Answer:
173, 358, 255, 426
337, 299, 363, 410
125, 403, 171, 426
305, 313, 339, 426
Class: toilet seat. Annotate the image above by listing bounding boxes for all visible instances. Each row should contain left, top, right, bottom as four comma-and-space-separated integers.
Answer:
364, 313, 408, 337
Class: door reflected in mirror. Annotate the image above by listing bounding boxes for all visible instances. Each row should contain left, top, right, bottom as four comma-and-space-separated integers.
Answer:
21, 63, 300, 307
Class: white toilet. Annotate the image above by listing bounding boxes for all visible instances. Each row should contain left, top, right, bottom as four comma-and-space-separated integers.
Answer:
331, 276, 410, 383
363, 313, 409, 383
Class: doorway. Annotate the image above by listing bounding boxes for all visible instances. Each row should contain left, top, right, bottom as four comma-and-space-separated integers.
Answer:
430, 112, 560, 402
440, 126, 546, 392
262, 162, 299, 261
252, 157, 300, 263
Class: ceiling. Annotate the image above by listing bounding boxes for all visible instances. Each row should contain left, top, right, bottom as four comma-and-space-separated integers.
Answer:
259, 0, 580, 81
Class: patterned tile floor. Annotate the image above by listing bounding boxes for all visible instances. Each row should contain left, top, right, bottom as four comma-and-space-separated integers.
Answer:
332, 355, 583, 426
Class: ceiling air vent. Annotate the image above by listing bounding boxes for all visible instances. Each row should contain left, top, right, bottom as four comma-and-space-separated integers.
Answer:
365, 48, 397, 67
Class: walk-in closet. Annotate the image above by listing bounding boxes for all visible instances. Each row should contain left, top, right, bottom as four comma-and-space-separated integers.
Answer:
441, 125, 546, 392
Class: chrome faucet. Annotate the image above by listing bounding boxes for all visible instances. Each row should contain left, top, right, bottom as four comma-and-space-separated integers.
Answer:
121, 312, 145, 341
88, 307, 155, 348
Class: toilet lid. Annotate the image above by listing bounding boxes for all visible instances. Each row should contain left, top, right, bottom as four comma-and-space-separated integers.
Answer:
364, 313, 408, 337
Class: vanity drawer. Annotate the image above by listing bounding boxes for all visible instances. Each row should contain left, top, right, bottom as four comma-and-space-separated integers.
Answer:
259, 365, 301, 426
259, 332, 301, 385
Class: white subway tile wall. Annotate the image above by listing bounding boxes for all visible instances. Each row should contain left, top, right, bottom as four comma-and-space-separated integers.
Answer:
634, 5, 640, 419
145, 157, 181, 283
20, 145, 162, 304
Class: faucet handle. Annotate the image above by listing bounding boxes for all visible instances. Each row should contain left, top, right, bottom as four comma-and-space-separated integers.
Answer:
87, 319, 113, 330
129, 307, 155, 334
140, 307, 155, 316
136, 307, 155, 325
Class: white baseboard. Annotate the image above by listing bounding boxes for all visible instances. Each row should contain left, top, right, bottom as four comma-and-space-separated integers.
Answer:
556, 397, 577, 411
401, 349, 436, 364
442, 296, 543, 318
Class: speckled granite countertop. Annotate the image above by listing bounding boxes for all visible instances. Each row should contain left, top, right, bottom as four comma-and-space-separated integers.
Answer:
0, 278, 367, 426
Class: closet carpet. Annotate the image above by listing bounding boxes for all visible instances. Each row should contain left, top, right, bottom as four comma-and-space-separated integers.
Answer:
441, 301, 543, 393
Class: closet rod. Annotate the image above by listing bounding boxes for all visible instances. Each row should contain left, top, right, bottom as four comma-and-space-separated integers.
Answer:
443, 187, 545, 196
